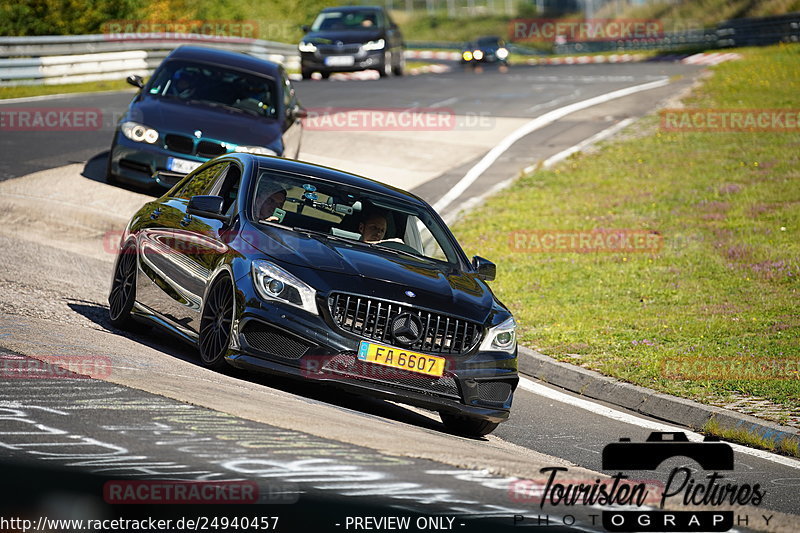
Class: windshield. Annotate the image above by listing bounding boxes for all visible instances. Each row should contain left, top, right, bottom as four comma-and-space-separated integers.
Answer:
311, 10, 382, 31
251, 170, 462, 265
146, 60, 277, 118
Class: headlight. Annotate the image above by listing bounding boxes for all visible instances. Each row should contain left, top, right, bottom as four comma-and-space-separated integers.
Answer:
299, 41, 317, 52
235, 146, 277, 156
251, 260, 318, 315
479, 317, 516, 353
473, 50, 484, 60
120, 121, 159, 144
496, 47, 509, 59
462, 51, 473, 61
362, 39, 385, 51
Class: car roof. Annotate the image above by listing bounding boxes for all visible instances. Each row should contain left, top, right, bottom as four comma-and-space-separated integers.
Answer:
165, 45, 282, 77
321, 5, 382, 12
245, 155, 427, 206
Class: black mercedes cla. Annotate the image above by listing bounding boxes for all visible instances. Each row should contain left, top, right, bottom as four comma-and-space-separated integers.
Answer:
108, 154, 517, 436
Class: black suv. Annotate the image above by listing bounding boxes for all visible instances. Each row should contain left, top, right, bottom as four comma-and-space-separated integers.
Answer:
299, 5, 405, 79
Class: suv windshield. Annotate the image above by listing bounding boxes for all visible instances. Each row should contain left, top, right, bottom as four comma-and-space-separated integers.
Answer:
252, 170, 461, 265
146, 60, 277, 118
311, 10, 382, 31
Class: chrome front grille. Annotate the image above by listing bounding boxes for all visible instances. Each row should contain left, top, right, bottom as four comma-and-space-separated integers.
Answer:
327, 293, 482, 355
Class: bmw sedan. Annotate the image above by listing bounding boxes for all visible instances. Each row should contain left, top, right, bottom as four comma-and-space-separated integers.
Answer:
108, 154, 517, 436
461, 36, 510, 67
107, 45, 305, 190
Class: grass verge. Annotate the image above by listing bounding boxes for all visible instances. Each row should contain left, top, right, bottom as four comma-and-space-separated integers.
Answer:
452, 43, 800, 441
0, 79, 132, 100
704, 418, 799, 457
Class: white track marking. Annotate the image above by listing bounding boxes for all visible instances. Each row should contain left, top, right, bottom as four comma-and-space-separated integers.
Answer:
431, 78, 670, 214
518, 377, 800, 470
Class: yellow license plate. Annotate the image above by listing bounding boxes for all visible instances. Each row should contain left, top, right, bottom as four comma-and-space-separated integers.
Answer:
357, 341, 445, 377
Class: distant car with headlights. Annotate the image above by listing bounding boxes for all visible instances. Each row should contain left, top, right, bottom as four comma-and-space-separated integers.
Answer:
461, 36, 509, 67
107, 45, 305, 190
108, 153, 518, 436
299, 5, 405, 79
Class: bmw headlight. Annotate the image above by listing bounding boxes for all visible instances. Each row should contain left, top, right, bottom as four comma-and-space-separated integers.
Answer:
299, 41, 317, 53
479, 317, 516, 353
473, 50, 484, 60
235, 146, 277, 156
251, 260, 318, 315
121, 121, 159, 144
462, 51, 473, 61
362, 39, 385, 51
496, 47, 509, 59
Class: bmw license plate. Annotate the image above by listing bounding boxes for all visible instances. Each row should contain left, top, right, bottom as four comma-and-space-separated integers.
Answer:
324, 55, 355, 67
357, 341, 445, 377
167, 156, 202, 174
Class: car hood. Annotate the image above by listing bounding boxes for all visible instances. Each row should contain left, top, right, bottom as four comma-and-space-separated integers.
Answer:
128, 96, 282, 146
303, 30, 384, 45
242, 225, 494, 321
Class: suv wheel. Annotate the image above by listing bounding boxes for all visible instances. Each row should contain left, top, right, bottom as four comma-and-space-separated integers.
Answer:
379, 51, 392, 77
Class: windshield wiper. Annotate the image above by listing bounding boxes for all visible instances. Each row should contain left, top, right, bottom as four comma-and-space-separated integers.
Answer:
291, 227, 373, 247
187, 100, 260, 117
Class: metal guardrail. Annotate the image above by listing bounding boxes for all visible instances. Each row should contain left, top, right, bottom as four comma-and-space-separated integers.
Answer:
0, 33, 299, 86
554, 12, 800, 55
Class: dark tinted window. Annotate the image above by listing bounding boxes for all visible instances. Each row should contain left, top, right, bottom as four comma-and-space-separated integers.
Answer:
174, 162, 229, 200
311, 10, 383, 31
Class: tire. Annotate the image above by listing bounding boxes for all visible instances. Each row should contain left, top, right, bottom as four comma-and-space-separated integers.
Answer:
105, 150, 119, 184
379, 51, 392, 77
440, 412, 500, 437
108, 244, 138, 329
320, 71, 330, 80
199, 275, 235, 370
301, 69, 312, 80
392, 51, 405, 76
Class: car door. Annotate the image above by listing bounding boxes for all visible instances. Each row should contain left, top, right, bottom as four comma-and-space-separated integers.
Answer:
135, 161, 232, 334
280, 68, 303, 159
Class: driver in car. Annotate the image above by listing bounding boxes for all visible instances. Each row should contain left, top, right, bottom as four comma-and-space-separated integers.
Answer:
359, 210, 388, 242
256, 185, 287, 222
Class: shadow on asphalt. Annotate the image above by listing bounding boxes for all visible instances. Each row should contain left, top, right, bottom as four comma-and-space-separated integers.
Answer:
81, 151, 161, 197
67, 300, 461, 438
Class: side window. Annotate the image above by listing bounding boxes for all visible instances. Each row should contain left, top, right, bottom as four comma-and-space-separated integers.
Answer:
174, 162, 228, 200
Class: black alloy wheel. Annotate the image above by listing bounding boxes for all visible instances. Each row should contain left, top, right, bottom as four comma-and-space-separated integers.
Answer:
199, 276, 235, 369
109, 245, 138, 328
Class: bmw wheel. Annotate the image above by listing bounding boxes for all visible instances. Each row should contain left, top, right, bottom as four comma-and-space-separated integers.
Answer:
440, 412, 499, 437
199, 275, 235, 370
108, 244, 137, 328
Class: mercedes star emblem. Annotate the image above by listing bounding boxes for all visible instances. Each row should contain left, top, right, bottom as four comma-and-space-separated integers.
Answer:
391, 313, 423, 346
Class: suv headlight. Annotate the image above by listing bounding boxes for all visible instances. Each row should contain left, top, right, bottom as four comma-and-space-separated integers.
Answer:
120, 121, 159, 144
362, 39, 385, 51
251, 260, 318, 315
299, 41, 317, 53
479, 317, 516, 353
235, 146, 277, 156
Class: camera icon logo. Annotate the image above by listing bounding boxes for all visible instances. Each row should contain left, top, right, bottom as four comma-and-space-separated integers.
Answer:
602, 431, 734, 471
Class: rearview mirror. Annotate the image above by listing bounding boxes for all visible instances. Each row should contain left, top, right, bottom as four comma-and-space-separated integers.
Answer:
126, 75, 144, 88
187, 195, 228, 221
301, 25, 310, 33
472, 256, 496, 281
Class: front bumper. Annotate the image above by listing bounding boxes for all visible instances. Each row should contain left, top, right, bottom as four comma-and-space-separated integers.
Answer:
225, 285, 518, 423
300, 50, 386, 74
108, 133, 204, 189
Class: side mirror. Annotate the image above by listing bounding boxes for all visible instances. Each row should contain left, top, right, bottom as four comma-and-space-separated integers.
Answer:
187, 195, 227, 221
126, 75, 144, 88
293, 105, 308, 119
472, 256, 496, 281
301, 25, 310, 33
